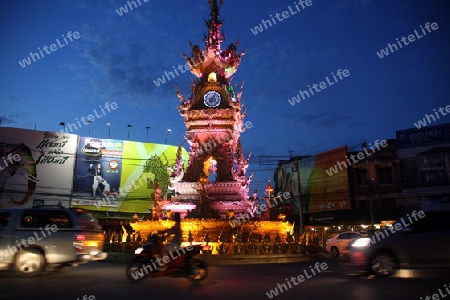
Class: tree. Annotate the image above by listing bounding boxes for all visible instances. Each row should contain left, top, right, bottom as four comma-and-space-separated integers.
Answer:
143, 155, 170, 196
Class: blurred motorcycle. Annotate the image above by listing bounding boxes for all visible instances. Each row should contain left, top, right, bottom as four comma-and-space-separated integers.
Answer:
126, 233, 208, 283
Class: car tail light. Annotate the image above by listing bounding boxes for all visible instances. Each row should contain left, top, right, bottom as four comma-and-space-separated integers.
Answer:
76, 234, 86, 241
351, 251, 366, 266
73, 234, 86, 252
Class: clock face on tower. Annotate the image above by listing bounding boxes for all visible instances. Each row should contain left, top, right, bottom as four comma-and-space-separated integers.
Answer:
203, 91, 221, 107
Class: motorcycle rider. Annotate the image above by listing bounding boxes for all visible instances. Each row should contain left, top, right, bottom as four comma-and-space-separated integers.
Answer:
158, 212, 182, 270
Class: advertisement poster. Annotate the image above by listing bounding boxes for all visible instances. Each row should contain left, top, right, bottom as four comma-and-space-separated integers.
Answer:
0, 128, 77, 209
71, 139, 189, 213
71, 137, 123, 208
308, 146, 351, 213
298, 155, 316, 212
118, 142, 188, 213
275, 146, 351, 214
274, 160, 301, 215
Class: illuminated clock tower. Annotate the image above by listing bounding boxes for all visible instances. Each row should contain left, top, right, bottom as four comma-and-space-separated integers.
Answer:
166, 0, 252, 218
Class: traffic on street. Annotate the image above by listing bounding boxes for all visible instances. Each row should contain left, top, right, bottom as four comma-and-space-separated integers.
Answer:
1, 257, 449, 300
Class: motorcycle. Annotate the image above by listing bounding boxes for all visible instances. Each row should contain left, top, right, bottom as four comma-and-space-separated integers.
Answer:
126, 233, 208, 283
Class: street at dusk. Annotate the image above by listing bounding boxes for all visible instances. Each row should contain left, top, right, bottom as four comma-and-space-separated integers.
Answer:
1, 258, 449, 300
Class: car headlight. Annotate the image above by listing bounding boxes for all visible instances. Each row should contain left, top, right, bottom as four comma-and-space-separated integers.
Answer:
135, 247, 143, 254
351, 238, 372, 248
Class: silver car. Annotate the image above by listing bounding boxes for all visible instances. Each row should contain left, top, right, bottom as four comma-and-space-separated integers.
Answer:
0, 207, 107, 276
349, 210, 450, 276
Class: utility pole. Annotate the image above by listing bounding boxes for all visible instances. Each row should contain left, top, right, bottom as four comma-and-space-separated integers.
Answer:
363, 142, 375, 231
295, 157, 303, 238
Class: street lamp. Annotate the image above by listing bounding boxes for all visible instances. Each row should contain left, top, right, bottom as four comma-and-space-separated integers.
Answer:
164, 128, 172, 144
127, 125, 132, 140
363, 142, 376, 231
87, 120, 93, 136
106, 122, 111, 138
146, 126, 151, 142
59, 122, 65, 132
265, 179, 274, 219
265, 179, 273, 201
368, 178, 376, 232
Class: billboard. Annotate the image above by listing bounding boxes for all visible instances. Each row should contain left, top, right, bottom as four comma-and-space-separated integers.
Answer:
0, 128, 189, 213
275, 146, 351, 214
396, 123, 450, 190
274, 160, 301, 216
118, 141, 183, 213
71, 138, 189, 213
0, 128, 77, 209
307, 146, 351, 213
71, 137, 123, 208
396, 123, 450, 150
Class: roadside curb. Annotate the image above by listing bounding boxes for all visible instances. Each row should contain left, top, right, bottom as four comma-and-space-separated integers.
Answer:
102, 252, 328, 265
203, 255, 314, 265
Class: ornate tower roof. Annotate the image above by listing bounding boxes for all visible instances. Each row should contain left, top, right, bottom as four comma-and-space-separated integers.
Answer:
168, 0, 253, 218
204, 0, 224, 52
181, 0, 245, 79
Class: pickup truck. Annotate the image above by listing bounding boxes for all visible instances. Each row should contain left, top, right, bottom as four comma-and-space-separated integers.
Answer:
0, 207, 107, 276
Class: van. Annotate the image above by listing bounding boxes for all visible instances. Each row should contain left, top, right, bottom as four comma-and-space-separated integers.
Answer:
0, 207, 107, 276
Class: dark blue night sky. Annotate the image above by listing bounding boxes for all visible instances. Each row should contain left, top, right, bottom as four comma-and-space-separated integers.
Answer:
1, 0, 449, 191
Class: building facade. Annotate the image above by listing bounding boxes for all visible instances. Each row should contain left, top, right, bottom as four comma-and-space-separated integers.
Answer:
274, 124, 450, 232
396, 123, 450, 213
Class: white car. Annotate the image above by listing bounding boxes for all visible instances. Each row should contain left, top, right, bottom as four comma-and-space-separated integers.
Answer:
326, 231, 363, 258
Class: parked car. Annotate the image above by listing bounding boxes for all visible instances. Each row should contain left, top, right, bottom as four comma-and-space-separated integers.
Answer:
349, 210, 450, 277
0, 207, 107, 277
326, 231, 364, 258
